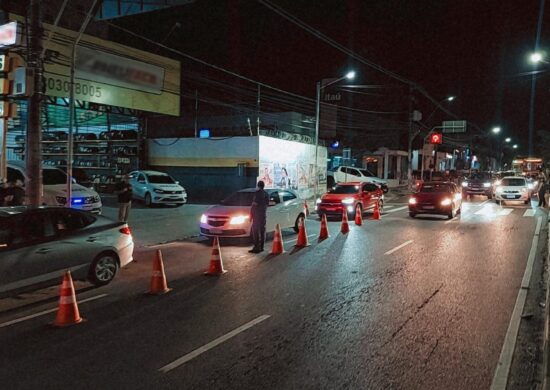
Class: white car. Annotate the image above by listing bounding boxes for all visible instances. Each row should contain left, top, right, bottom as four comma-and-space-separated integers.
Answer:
330, 166, 389, 193
494, 176, 530, 205
199, 188, 305, 238
129, 170, 187, 207
7, 161, 102, 214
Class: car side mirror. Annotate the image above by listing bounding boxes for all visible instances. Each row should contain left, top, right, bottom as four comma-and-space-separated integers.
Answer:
175, 181, 180, 185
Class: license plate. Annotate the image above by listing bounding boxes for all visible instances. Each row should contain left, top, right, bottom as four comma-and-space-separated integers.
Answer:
423, 205, 435, 209
506, 195, 516, 199
210, 229, 222, 234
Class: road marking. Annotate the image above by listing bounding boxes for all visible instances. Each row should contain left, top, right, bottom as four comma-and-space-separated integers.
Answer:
385, 205, 408, 214
444, 218, 458, 224
286, 234, 316, 243
384, 204, 395, 209
384, 240, 413, 255
159, 314, 271, 373
491, 216, 542, 390
523, 209, 536, 217
0, 294, 108, 329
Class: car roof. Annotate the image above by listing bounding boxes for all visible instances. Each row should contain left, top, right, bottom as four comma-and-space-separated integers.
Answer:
502, 176, 525, 180
132, 170, 170, 176
421, 181, 454, 186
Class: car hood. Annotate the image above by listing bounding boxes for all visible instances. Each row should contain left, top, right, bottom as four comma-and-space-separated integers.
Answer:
204, 204, 251, 216
150, 184, 185, 191
413, 192, 452, 201
498, 186, 526, 191
45, 183, 99, 197
321, 193, 356, 202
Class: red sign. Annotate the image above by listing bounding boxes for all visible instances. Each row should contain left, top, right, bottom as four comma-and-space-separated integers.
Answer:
430, 132, 442, 145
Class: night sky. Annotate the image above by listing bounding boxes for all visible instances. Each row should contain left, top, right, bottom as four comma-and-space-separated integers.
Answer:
116, 0, 548, 154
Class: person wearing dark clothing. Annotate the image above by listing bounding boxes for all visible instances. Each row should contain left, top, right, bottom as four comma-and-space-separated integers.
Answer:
5, 179, 25, 206
0, 179, 8, 207
538, 178, 547, 207
116, 177, 133, 222
249, 180, 270, 253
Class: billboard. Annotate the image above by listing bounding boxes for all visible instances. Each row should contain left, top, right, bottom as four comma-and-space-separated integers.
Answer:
10, 14, 180, 116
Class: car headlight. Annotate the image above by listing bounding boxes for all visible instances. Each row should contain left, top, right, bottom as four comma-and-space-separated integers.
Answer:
316, 198, 322, 204
409, 197, 417, 205
341, 198, 355, 204
496, 186, 503, 193
483, 183, 491, 188
441, 198, 452, 206
229, 215, 249, 225
200, 214, 207, 224
521, 187, 528, 193
56, 196, 66, 205
462, 182, 468, 187
153, 189, 164, 194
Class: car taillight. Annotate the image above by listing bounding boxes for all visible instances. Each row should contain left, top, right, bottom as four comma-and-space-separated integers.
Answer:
119, 226, 131, 235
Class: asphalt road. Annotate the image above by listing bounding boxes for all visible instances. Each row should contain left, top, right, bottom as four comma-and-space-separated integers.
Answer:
0, 197, 546, 390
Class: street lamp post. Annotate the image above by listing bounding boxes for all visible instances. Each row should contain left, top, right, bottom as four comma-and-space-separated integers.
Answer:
314, 71, 355, 200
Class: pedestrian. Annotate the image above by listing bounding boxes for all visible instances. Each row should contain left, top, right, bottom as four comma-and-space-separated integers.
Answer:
116, 175, 133, 222
0, 178, 8, 207
249, 180, 269, 253
4, 179, 25, 206
538, 177, 546, 207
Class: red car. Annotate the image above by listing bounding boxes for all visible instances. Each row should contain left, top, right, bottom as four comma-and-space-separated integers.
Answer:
408, 181, 462, 219
316, 182, 384, 219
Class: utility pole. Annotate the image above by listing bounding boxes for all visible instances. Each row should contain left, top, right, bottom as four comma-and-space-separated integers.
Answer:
26, 0, 43, 206
407, 86, 414, 189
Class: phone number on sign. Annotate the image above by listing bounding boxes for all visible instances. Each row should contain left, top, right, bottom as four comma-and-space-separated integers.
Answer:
46, 77, 102, 98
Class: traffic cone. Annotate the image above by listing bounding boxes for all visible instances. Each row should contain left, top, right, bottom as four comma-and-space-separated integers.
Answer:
373, 201, 381, 220
53, 270, 84, 327
205, 236, 228, 275
354, 205, 363, 226
148, 249, 172, 295
318, 214, 329, 241
271, 224, 285, 255
340, 209, 350, 234
304, 200, 309, 216
295, 217, 310, 247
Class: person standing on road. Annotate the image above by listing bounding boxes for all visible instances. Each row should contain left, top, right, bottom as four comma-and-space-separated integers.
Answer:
538, 177, 547, 207
116, 176, 133, 223
249, 180, 269, 253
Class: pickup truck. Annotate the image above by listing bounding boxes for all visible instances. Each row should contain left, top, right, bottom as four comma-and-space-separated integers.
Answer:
328, 166, 389, 193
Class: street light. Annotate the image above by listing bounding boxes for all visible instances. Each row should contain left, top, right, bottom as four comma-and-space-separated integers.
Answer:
513, 144, 518, 149
314, 70, 356, 199
530, 52, 545, 64
446, 96, 456, 102
505, 137, 511, 143
492, 126, 501, 134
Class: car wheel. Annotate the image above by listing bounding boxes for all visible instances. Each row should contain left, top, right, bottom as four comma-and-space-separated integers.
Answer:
495, 199, 501, 205
409, 212, 416, 218
145, 192, 153, 207
294, 213, 305, 233
89, 252, 119, 286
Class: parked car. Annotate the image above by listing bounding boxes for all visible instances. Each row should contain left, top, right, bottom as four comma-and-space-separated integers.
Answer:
199, 188, 305, 238
494, 176, 530, 205
461, 171, 494, 199
128, 170, 187, 207
328, 166, 389, 193
7, 161, 102, 214
0, 206, 134, 297
316, 182, 384, 219
409, 181, 462, 219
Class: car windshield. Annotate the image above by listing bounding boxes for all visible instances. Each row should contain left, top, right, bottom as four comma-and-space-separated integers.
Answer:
221, 191, 255, 206
501, 178, 526, 186
329, 185, 359, 194
43, 169, 67, 185
420, 184, 451, 193
147, 174, 175, 184
468, 173, 491, 180
359, 169, 375, 177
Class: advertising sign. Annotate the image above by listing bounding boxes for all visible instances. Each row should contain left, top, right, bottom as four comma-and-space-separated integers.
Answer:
0, 22, 19, 48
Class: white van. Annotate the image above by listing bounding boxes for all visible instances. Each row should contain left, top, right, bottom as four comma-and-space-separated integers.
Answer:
7, 161, 102, 214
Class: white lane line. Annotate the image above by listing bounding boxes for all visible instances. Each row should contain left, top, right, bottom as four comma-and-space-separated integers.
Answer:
384, 240, 414, 256
384, 204, 395, 209
159, 314, 271, 373
385, 205, 408, 214
523, 209, 536, 217
286, 234, 316, 244
491, 216, 542, 390
0, 294, 108, 329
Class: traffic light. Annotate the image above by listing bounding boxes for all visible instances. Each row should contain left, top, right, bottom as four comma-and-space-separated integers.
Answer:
430, 132, 443, 145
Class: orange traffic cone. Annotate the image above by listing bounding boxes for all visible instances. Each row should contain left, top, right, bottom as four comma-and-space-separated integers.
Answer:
205, 236, 228, 275
304, 200, 309, 216
341, 209, 350, 234
53, 270, 84, 327
354, 205, 363, 226
295, 217, 310, 247
373, 201, 381, 220
271, 224, 285, 255
318, 214, 329, 241
148, 249, 172, 295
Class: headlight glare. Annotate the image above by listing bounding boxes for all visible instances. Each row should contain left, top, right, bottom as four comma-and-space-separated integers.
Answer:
441, 198, 452, 206
200, 214, 207, 224
462, 182, 468, 187
409, 197, 417, 205
229, 215, 249, 225
341, 198, 355, 204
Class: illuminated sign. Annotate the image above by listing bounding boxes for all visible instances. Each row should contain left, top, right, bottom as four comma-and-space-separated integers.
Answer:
0, 22, 19, 48
199, 129, 211, 138
430, 133, 442, 145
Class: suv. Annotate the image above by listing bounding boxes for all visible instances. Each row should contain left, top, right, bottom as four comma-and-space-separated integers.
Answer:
461, 172, 493, 199
329, 166, 389, 193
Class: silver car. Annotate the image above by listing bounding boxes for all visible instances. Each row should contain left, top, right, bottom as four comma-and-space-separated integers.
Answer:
0, 206, 134, 297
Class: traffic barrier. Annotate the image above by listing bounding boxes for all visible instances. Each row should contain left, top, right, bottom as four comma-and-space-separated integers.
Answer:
318, 214, 329, 241
373, 201, 381, 220
205, 236, 228, 275
148, 249, 172, 295
354, 205, 363, 226
271, 223, 285, 255
295, 217, 310, 247
341, 209, 350, 234
53, 270, 84, 327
